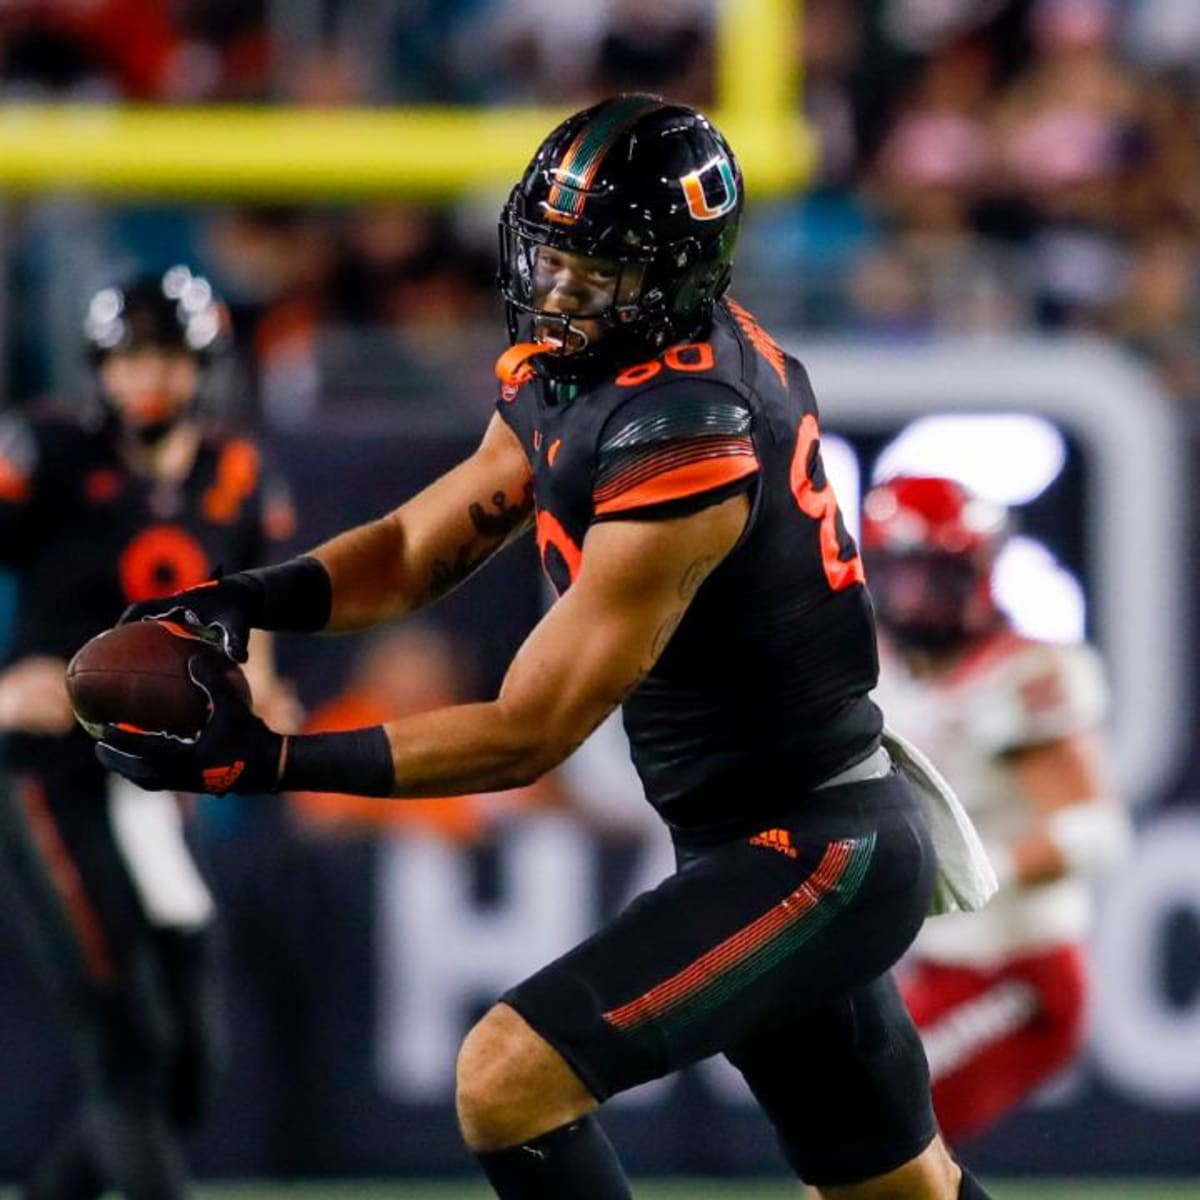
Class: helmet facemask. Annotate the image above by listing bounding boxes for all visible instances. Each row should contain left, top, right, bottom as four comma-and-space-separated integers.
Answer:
500, 207, 654, 383
867, 551, 995, 652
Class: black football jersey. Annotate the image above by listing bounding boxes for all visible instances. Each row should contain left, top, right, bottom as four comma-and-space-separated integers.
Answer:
496, 300, 883, 840
0, 406, 294, 776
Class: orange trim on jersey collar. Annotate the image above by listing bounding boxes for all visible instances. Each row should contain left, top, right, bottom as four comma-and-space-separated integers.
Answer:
594, 456, 758, 516
495, 342, 556, 387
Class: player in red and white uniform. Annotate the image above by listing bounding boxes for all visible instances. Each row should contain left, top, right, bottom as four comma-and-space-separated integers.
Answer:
863, 475, 1130, 1143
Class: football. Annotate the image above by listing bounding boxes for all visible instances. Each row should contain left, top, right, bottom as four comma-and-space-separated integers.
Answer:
66, 619, 251, 740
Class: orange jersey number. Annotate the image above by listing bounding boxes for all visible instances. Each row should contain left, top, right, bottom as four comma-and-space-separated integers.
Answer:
789, 414, 864, 592
614, 342, 715, 387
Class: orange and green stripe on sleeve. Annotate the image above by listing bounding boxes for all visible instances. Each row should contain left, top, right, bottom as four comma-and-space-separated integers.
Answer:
593, 434, 758, 516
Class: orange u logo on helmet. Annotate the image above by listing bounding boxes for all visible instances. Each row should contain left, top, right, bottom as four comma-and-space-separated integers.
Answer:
680, 156, 738, 221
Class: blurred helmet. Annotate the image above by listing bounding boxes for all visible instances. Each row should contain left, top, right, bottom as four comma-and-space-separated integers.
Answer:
84, 265, 230, 442
498, 93, 743, 382
84, 264, 228, 365
861, 475, 1008, 652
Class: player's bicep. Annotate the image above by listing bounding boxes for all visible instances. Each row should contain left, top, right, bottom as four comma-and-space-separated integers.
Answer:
497, 493, 749, 757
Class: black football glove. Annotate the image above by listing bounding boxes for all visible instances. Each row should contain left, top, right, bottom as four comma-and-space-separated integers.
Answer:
119, 571, 262, 663
95, 655, 283, 795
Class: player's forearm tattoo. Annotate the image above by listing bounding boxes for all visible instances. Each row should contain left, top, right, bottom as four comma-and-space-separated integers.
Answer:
427, 486, 533, 601
468, 486, 532, 540
429, 545, 485, 599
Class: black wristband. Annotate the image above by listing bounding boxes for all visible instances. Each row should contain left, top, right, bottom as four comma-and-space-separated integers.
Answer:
280, 726, 395, 797
237, 556, 332, 634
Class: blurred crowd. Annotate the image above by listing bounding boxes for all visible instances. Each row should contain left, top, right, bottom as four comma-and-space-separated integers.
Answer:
0, 0, 715, 107
779, 0, 1200, 407
3, 0, 1200, 423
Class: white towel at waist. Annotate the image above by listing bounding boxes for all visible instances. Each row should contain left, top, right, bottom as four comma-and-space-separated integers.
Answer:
882, 725, 998, 916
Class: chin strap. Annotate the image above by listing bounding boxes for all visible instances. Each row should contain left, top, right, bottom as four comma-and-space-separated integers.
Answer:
494, 342, 557, 387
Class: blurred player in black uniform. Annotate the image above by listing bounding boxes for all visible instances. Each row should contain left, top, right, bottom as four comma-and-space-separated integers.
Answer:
103, 99, 994, 1199
0, 265, 295, 1200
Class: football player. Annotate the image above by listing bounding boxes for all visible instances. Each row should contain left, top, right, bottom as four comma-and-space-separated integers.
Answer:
0, 266, 295, 1200
863, 475, 1129, 1142
105, 97, 993, 1199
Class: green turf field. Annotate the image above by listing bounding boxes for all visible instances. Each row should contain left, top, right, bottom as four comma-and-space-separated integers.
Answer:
149, 1179, 1200, 1199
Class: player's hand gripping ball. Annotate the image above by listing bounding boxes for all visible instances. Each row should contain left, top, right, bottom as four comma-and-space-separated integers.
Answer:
68, 623, 285, 796
67, 619, 250, 739
119, 572, 261, 663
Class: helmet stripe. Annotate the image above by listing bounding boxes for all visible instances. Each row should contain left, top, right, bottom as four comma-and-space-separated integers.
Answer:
546, 94, 665, 223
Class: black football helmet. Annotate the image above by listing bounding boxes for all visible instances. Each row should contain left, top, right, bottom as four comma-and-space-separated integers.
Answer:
84, 264, 227, 364
499, 93, 744, 382
84, 265, 230, 441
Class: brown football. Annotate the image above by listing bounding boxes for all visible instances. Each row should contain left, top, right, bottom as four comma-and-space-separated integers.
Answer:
66, 620, 251, 739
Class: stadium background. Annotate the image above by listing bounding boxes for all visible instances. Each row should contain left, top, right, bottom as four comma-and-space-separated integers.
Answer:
0, 0, 1199, 1195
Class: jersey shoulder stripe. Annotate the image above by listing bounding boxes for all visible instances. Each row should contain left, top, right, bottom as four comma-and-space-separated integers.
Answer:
595, 451, 757, 516
593, 386, 758, 517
